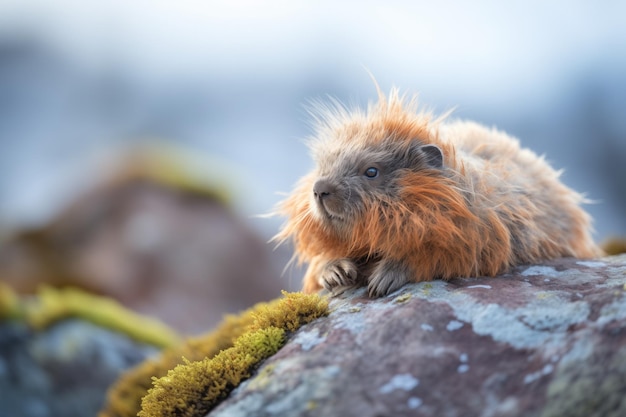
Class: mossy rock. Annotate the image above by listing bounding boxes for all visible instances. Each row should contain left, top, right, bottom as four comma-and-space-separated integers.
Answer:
140, 327, 286, 417
100, 291, 328, 417
115, 143, 234, 205
0, 283, 179, 348
0, 282, 21, 320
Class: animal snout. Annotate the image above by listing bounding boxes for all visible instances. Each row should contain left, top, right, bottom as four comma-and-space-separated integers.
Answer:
313, 179, 336, 200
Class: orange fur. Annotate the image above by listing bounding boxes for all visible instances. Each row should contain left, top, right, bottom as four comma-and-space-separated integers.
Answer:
273, 89, 602, 296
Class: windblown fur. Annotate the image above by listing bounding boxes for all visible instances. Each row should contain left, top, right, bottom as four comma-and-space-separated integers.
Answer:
273, 89, 601, 297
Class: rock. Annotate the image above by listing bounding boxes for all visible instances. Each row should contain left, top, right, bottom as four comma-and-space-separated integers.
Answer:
209, 255, 626, 417
0, 146, 284, 334
0, 319, 158, 417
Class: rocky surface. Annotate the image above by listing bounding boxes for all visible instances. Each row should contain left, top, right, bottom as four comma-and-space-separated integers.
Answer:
209, 255, 626, 417
0, 319, 158, 417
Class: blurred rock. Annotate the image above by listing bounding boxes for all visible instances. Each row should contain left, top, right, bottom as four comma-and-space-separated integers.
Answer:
210, 255, 626, 417
0, 147, 284, 334
0, 319, 158, 417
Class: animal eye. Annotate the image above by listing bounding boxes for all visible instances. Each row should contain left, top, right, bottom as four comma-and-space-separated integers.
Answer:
364, 167, 379, 178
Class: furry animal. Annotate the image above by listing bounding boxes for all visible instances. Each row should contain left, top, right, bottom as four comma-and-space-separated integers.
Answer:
273, 89, 602, 297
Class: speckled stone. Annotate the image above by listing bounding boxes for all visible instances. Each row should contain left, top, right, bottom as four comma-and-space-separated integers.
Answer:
210, 255, 626, 417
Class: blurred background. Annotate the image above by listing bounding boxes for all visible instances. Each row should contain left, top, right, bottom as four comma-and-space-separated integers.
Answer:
0, 0, 625, 332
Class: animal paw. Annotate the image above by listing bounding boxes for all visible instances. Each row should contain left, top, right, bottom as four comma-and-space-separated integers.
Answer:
321, 258, 358, 291
367, 259, 411, 297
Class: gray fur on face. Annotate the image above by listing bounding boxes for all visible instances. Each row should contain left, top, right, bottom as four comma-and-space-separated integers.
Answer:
310, 139, 444, 229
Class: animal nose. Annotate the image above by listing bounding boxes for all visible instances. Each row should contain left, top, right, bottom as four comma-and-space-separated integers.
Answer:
313, 179, 335, 200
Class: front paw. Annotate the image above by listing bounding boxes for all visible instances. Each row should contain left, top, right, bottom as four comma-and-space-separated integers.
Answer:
367, 259, 411, 297
321, 258, 358, 291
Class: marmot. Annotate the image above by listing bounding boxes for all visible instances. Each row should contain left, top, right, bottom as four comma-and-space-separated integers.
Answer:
273, 89, 602, 297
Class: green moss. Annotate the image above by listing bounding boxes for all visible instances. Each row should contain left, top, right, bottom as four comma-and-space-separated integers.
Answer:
248, 291, 330, 333
601, 237, 626, 256
139, 327, 285, 417
129, 144, 233, 205
25, 286, 180, 349
0, 284, 179, 349
100, 291, 328, 417
99, 302, 264, 417
0, 282, 22, 321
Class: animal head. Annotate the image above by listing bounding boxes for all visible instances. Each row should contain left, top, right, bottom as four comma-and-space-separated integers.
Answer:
274, 89, 465, 261
309, 140, 444, 233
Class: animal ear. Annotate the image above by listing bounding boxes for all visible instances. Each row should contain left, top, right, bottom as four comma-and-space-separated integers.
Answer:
406, 142, 444, 170
420, 144, 443, 169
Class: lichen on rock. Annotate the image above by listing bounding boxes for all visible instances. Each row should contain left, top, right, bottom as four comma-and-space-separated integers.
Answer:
207, 255, 626, 417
